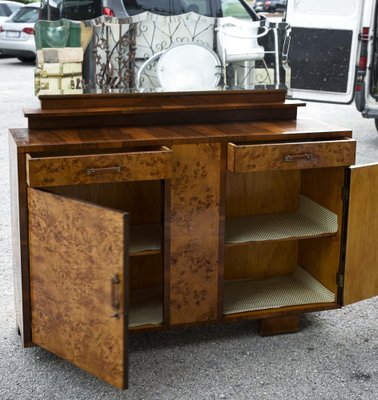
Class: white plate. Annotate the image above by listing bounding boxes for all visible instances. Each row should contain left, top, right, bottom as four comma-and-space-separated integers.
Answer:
157, 43, 221, 91
6, 31, 21, 38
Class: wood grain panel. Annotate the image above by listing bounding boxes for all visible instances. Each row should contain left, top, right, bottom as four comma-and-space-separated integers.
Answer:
258, 315, 300, 336
227, 139, 356, 173
50, 180, 162, 225
39, 89, 287, 109
344, 164, 378, 304
169, 143, 221, 324
130, 254, 163, 290
28, 188, 128, 389
299, 167, 345, 293
26, 106, 300, 130
163, 180, 171, 326
26, 146, 172, 187
226, 170, 301, 217
25, 89, 302, 130
225, 241, 298, 280
10, 121, 353, 154
9, 137, 33, 345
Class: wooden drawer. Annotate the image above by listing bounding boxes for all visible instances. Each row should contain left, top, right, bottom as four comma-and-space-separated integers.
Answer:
26, 146, 173, 187
227, 139, 356, 173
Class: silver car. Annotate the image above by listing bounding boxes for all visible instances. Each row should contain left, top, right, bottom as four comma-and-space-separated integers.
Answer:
0, 2, 40, 62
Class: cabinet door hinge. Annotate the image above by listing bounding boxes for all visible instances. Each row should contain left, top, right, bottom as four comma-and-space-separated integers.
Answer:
337, 273, 344, 288
342, 186, 349, 202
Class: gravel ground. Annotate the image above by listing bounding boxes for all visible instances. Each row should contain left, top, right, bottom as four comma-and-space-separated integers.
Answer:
1, 58, 378, 400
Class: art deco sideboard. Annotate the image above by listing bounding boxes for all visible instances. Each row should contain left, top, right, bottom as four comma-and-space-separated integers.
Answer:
9, 89, 378, 389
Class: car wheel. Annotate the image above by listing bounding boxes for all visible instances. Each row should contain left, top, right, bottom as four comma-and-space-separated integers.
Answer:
17, 56, 36, 63
375, 118, 378, 132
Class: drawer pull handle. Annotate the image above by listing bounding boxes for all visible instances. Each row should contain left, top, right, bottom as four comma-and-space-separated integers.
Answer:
86, 166, 122, 176
284, 153, 314, 162
111, 274, 121, 320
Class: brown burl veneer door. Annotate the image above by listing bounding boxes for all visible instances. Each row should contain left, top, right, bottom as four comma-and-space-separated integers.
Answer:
28, 188, 128, 389
343, 164, 378, 305
170, 143, 221, 325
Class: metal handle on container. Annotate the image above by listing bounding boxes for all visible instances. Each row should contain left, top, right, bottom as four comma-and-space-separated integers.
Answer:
86, 166, 121, 176
111, 274, 121, 319
284, 153, 314, 162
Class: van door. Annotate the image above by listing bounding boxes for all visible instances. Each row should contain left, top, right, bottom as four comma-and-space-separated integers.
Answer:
285, 0, 364, 103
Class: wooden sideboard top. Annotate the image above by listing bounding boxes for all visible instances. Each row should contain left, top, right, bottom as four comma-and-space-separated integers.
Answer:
23, 90, 306, 129
10, 118, 353, 154
37, 89, 288, 110
13, 91, 352, 153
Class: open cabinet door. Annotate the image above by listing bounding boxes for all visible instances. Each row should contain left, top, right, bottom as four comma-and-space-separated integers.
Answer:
28, 188, 129, 389
343, 164, 378, 305
285, 0, 363, 103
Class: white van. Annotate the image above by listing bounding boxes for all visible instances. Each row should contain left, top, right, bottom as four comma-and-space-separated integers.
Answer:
284, 0, 378, 130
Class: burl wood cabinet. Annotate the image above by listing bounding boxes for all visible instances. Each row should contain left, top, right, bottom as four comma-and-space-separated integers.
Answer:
9, 90, 378, 389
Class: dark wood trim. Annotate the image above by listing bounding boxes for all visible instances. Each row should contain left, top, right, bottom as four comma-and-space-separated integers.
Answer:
163, 180, 171, 326
123, 213, 129, 390
217, 143, 227, 321
130, 303, 340, 334
129, 324, 166, 334
9, 137, 33, 347
25, 102, 303, 130
258, 315, 300, 336
222, 302, 340, 322
38, 89, 288, 110
11, 124, 353, 155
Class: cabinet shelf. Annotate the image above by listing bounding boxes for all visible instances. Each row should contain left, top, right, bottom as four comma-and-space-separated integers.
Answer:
129, 286, 163, 328
225, 195, 338, 245
224, 266, 335, 315
130, 224, 162, 255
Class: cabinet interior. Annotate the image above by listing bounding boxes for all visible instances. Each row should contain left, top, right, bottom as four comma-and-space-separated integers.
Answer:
49, 180, 164, 328
37, 162, 346, 325
224, 167, 345, 315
